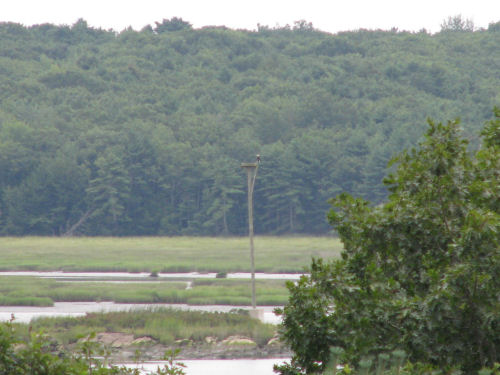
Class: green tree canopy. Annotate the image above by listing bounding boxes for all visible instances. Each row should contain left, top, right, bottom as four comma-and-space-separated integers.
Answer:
0, 21, 499, 235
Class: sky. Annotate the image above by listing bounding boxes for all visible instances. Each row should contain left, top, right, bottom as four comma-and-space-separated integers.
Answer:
1, 0, 499, 34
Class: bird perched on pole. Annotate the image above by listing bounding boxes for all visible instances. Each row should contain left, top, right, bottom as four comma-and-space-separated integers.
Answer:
256, 154, 261, 163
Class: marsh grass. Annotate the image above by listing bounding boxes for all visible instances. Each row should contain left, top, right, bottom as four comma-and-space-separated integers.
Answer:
189, 279, 290, 305
26, 308, 276, 346
0, 277, 289, 306
0, 296, 53, 306
0, 236, 341, 273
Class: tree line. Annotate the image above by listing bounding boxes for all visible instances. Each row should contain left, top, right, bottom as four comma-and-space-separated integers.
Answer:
0, 18, 499, 236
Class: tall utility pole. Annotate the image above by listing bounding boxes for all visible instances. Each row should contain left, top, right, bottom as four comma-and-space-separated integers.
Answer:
240, 161, 259, 310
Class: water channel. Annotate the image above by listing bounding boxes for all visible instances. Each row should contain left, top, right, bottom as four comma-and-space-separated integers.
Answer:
122, 358, 288, 375
0, 271, 303, 280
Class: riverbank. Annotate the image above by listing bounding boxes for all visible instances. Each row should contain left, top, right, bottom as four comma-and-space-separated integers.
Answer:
11, 307, 290, 361
75, 331, 291, 362
1, 319, 291, 375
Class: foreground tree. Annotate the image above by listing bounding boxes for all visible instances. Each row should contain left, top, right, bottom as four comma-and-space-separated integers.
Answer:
276, 109, 500, 374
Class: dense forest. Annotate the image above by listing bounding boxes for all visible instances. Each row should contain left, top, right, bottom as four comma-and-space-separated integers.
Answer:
0, 17, 499, 236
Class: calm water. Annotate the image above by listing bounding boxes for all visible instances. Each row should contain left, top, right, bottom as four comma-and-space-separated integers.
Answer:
123, 358, 288, 375
0, 271, 303, 280
0, 302, 282, 324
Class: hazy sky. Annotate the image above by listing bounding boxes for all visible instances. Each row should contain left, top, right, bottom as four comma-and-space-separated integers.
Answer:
2, 0, 499, 34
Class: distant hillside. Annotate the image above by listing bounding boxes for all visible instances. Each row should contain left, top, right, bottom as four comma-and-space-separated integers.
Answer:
0, 19, 499, 235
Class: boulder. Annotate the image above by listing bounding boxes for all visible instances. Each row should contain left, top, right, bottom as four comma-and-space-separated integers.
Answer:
204, 336, 217, 344
266, 337, 281, 346
132, 337, 154, 345
96, 332, 135, 348
174, 339, 192, 347
221, 336, 257, 346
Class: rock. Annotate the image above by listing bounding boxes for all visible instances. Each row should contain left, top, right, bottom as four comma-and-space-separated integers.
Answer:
174, 339, 193, 347
204, 336, 217, 344
12, 343, 27, 352
95, 332, 135, 348
267, 337, 281, 346
221, 336, 257, 346
132, 337, 154, 345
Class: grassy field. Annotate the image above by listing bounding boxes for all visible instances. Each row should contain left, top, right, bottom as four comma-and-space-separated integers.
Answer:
0, 277, 290, 306
0, 236, 342, 273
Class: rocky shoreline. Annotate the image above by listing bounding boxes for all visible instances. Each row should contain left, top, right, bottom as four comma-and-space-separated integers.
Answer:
73, 332, 291, 362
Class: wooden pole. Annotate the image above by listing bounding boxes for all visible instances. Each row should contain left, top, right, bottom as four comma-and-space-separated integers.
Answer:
247, 168, 256, 309
241, 162, 258, 310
